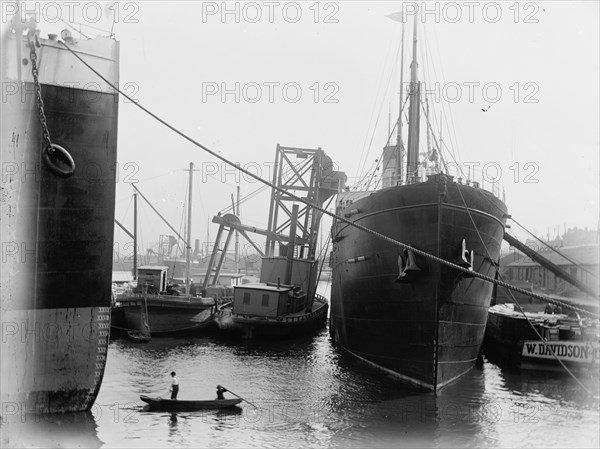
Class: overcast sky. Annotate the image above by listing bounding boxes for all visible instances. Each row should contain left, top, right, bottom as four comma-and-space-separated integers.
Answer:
14, 1, 600, 258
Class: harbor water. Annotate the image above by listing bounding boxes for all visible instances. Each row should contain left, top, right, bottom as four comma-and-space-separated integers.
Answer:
3, 283, 599, 448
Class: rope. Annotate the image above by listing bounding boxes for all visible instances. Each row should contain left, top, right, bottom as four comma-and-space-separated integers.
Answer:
428, 107, 598, 312
510, 218, 598, 280
354, 29, 402, 186
217, 160, 309, 216
453, 177, 596, 395
59, 41, 600, 320
419, 27, 599, 388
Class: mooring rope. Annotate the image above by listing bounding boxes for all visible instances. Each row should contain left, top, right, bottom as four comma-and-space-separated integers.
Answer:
59, 40, 599, 320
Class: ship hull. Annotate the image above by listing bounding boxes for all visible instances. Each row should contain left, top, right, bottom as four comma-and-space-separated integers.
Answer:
1, 31, 119, 412
217, 300, 329, 339
330, 176, 507, 390
111, 296, 216, 336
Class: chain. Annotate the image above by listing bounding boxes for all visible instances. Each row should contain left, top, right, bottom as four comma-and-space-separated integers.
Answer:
59, 40, 600, 317
29, 38, 75, 178
29, 39, 54, 154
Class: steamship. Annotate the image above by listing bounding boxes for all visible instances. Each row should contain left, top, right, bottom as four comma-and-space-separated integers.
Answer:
329, 15, 508, 390
1, 16, 119, 412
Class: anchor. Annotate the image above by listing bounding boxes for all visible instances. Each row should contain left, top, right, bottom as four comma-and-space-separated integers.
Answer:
395, 248, 421, 283
455, 239, 475, 277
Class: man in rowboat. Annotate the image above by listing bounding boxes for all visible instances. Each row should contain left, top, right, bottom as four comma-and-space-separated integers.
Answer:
170, 372, 179, 400
216, 385, 228, 400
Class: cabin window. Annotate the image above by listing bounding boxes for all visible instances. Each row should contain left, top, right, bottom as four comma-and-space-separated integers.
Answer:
261, 294, 269, 307
243, 292, 251, 305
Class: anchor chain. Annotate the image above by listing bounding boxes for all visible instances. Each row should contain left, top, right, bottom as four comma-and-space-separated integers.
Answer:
29, 37, 75, 178
58, 39, 600, 320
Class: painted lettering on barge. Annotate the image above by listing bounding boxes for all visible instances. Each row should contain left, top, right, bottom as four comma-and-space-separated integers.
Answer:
522, 341, 600, 363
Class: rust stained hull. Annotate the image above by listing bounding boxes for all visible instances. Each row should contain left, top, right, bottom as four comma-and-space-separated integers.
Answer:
1, 33, 119, 412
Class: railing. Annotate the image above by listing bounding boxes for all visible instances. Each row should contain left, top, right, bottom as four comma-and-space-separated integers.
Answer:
379, 167, 506, 204
115, 290, 233, 305
429, 167, 505, 203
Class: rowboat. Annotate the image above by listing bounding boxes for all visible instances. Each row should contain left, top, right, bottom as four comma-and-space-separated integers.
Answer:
139, 395, 242, 411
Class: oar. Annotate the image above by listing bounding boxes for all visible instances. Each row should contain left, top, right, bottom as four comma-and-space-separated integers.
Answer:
222, 386, 258, 408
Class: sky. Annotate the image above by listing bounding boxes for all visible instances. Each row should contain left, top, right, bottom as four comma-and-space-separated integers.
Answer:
10, 0, 600, 259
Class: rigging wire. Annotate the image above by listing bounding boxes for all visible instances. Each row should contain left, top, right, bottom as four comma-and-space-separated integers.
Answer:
437, 125, 597, 285
58, 18, 91, 39
432, 116, 598, 305
356, 92, 411, 190
354, 28, 401, 185
421, 22, 462, 170
73, 36, 600, 387
434, 112, 597, 290
357, 58, 400, 189
421, 19, 599, 382
316, 233, 332, 283
217, 160, 305, 217
174, 176, 188, 260
61, 40, 599, 321
120, 195, 133, 227
137, 169, 178, 183
452, 182, 596, 396
401, 21, 597, 316
114, 194, 134, 271
510, 218, 598, 279
137, 202, 150, 266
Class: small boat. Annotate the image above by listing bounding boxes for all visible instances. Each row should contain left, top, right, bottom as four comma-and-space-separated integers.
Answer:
139, 395, 242, 411
210, 146, 345, 340
484, 303, 600, 372
111, 167, 223, 338
113, 267, 218, 336
217, 288, 329, 339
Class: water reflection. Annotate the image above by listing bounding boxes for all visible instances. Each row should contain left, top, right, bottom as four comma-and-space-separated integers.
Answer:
15, 317, 595, 448
319, 343, 491, 448
484, 348, 600, 407
168, 413, 178, 435
211, 407, 243, 431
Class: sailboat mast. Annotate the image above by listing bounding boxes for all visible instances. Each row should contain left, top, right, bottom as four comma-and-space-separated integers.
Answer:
133, 191, 137, 280
406, 12, 421, 183
185, 162, 193, 295
396, 18, 405, 185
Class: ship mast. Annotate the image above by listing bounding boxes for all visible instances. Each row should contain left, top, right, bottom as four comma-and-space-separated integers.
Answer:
133, 191, 138, 280
185, 162, 193, 295
406, 12, 421, 183
396, 18, 405, 185
235, 185, 240, 273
